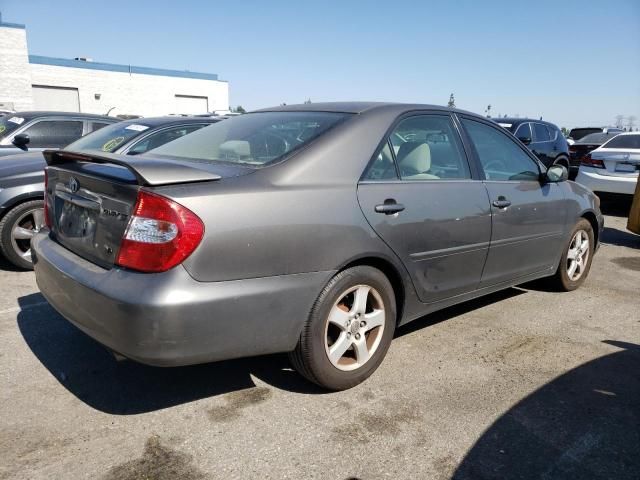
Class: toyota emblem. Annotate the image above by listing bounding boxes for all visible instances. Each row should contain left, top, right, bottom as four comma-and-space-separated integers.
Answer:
68, 176, 79, 193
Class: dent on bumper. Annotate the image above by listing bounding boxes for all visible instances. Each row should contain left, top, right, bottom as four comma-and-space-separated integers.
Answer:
32, 232, 334, 366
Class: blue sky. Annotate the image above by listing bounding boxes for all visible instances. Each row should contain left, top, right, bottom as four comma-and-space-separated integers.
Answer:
2, 0, 639, 128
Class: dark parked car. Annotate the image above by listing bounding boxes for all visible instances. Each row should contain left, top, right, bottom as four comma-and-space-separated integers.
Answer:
567, 126, 623, 144
0, 116, 220, 269
569, 131, 621, 164
32, 103, 603, 390
0, 111, 117, 157
496, 118, 571, 171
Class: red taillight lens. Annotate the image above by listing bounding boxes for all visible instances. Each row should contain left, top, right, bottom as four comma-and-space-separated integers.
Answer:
116, 190, 204, 273
580, 154, 605, 169
43, 169, 52, 228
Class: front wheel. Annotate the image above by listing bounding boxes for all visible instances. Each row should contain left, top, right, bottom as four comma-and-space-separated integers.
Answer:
548, 219, 595, 291
289, 266, 396, 390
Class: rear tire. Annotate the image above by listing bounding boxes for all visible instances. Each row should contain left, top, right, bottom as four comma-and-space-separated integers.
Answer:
289, 266, 396, 391
0, 200, 45, 270
547, 218, 594, 291
553, 155, 570, 169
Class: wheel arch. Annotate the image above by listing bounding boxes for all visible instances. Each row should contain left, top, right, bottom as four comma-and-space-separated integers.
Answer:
581, 210, 600, 247
553, 154, 570, 168
338, 255, 407, 325
0, 191, 44, 220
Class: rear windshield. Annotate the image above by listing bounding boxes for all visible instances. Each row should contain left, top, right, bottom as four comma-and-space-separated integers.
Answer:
601, 135, 640, 149
65, 121, 152, 153
0, 115, 28, 139
569, 128, 600, 140
576, 133, 615, 144
149, 111, 352, 166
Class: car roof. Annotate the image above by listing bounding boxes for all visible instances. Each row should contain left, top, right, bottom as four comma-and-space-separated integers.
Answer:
253, 101, 480, 117
8, 111, 116, 121
115, 116, 221, 127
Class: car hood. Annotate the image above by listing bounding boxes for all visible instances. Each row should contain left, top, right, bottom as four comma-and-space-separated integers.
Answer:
0, 151, 46, 179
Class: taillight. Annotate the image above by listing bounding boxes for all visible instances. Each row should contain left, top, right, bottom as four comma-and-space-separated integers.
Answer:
116, 190, 204, 273
581, 154, 605, 169
43, 169, 52, 228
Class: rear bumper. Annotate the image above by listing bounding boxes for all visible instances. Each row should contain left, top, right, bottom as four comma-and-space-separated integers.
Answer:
32, 232, 333, 366
575, 168, 638, 195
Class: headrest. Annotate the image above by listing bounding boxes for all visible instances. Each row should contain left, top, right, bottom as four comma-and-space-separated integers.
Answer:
396, 142, 431, 173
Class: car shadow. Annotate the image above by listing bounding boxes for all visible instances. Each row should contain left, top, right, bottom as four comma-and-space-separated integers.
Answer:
0, 254, 25, 272
18, 288, 528, 414
16, 293, 327, 415
601, 226, 639, 249
598, 193, 632, 217
453, 340, 640, 479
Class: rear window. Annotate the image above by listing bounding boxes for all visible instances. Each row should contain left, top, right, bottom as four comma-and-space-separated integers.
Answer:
569, 128, 600, 140
149, 111, 352, 166
576, 133, 614, 144
601, 135, 640, 149
65, 121, 152, 153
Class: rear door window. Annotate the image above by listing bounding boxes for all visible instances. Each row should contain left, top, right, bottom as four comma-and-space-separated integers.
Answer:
89, 122, 111, 133
22, 120, 84, 148
533, 123, 551, 142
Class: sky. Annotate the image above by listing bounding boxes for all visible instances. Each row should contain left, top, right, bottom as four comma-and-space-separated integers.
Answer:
2, 0, 639, 128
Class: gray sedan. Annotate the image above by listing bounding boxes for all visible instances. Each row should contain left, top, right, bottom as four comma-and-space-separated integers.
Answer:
32, 103, 603, 390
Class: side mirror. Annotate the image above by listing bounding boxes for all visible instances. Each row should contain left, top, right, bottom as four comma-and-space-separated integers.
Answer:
12, 133, 30, 151
518, 136, 532, 145
545, 164, 568, 183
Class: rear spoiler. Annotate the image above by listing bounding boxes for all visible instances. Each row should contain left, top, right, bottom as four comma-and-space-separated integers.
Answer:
43, 150, 221, 186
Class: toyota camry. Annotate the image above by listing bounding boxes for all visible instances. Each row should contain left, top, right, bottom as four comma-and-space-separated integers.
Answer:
32, 103, 604, 390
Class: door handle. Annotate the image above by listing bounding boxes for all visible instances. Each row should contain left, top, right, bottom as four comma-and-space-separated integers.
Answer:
375, 200, 405, 215
492, 197, 511, 209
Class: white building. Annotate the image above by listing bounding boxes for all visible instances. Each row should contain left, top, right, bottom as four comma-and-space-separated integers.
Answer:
0, 17, 229, 117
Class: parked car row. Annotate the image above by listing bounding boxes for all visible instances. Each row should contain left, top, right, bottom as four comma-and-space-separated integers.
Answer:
24, 102, 603, 390
0, 115, 221, 269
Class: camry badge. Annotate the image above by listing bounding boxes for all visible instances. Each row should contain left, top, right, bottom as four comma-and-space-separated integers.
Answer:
68, 176, 79, 193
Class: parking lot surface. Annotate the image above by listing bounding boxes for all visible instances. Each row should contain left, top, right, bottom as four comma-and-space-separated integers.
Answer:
1, 198, 638, 480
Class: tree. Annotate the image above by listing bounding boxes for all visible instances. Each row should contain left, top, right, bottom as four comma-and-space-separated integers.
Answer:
232, 105, 246, 114
627, 115, 637, 131
561, 127, 569, 137
615, 115, 625, 129
304, 98, 312, 104
485, 104, 492, 118
447, 93, 455, 108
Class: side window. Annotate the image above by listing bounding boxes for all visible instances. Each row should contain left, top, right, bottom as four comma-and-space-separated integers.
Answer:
90, 122, 111, 133
461, 119, 540, 181
363, 142, 397, 180
388, 115, 470, 181
21, 120, 84, 148
514, 123, 531, 141
127, 125, 205, 155
533, 123, 550, 142
546, 125, 557, 141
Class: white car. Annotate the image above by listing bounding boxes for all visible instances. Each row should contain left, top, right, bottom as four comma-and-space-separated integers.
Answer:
575, 132, 640, 195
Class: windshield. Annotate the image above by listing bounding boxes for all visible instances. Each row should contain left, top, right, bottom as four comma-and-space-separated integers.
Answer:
149, 111, 352, 166
0, 115, 28, 139
601, 134, 640, 149
576, 133, 615, 144
65, 121, 152, 153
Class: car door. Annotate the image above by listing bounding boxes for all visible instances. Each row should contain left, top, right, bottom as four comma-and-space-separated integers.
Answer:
357, 113, 492, 303
459, 117, 566, 286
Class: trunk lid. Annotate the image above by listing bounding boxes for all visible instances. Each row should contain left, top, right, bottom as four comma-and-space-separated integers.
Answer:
590, 148, 640, 177
43, 150, 247, 268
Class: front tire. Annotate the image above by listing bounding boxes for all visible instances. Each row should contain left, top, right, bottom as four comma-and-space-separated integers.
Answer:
0, 200, 45, 270
548, 218, 594, 291
289, 266, 396, 391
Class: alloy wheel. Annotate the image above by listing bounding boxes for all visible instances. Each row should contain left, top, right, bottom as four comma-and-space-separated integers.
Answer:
10, 207, 45, 264
324, 285, 386, 371
567, 229, 589, 281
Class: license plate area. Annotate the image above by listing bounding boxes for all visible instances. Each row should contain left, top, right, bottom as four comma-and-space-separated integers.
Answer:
615, 162, 637, 173
57, 198, 99, 240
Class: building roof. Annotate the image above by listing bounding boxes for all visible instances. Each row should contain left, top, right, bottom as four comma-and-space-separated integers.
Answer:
28, 55, 220, 81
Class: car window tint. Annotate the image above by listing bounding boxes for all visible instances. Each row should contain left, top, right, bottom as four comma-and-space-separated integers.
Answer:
462, 119, 540, 181
128, 125, 206, 155
533, 123, 550, 142
602, 134, 640, 149
364, 142, 397, 180
388, 115, 470, 181
22, 120, 84, 148
514, 123, 531, 140
90, 122, 111, 133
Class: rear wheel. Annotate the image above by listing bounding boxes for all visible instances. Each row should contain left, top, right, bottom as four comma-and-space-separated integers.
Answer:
0, 200, 45, 270
289, 266, 396, 390
547, 218, 594, 291
553, 155, 570, 169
